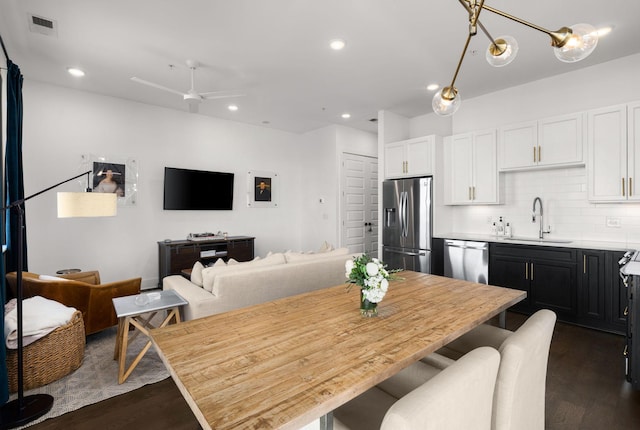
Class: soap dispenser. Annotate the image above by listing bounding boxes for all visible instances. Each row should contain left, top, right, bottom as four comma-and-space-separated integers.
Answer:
505, 222, 512, 238
497, 217, 505, 236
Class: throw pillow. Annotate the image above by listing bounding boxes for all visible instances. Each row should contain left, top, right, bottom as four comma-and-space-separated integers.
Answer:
318, 241, 334, 252
190, 261, 205, 287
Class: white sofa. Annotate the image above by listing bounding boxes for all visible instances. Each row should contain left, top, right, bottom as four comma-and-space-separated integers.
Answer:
162, 248, 356, 321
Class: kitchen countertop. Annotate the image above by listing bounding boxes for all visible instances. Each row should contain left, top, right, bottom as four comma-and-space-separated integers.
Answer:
435, 233, 639, 252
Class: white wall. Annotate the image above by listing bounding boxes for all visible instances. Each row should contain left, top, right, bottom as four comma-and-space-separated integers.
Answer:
410, 53, 640, 246
299, 125, 377, 251
21, 81, 315, 288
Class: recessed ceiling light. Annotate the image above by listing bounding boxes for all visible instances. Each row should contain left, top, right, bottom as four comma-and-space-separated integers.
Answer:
426, 84, 439, 91
228, 105, 239, 111
67, 67, 85, 77
341, 113, 351, 119
330, 39, 346, 50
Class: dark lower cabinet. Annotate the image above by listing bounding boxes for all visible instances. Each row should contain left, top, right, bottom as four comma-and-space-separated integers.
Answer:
489, 243, 577, 318
488, 242, 627, 335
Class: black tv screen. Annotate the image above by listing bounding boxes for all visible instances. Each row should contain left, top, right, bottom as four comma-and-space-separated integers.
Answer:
163, 167, 234, 210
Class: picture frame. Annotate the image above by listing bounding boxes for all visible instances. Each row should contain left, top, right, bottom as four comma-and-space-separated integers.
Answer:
81, 154, 138, 206
247, 170, 278, 208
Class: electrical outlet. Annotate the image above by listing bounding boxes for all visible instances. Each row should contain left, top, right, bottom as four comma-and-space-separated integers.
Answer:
606, 217, 621, 228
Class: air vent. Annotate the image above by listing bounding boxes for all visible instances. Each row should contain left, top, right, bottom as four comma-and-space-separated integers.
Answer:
28, 14, 58, 37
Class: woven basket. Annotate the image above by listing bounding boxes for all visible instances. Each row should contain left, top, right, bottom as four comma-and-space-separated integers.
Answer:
7, 310, 85, 392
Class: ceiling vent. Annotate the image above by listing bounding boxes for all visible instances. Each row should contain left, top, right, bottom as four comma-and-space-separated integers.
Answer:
28, 14, 58, 37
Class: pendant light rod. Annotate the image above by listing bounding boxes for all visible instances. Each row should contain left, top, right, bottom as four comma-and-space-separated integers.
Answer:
446, 0, 485, 94
480, 3, 572, 47
457, 0, 504, 56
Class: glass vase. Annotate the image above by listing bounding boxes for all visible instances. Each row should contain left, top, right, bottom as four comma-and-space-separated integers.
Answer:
360, 289, 378, 317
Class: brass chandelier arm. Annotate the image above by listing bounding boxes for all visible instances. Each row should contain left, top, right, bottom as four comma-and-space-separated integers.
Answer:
446, 31, 474, 94
480, 3, 572, 47
457, 0, 500, 50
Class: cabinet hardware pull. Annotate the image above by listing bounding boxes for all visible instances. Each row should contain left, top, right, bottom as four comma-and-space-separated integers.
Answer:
469, 187, 472, 200
624, 306, 629, 316
538, 146, 541, 163
525, 263, 528, 280
531, 263, 534, 281
583, 255, 586, 274
630, 177, 633, 197
405, 161, 408, 173
624, 344, 628, 356
533, 146, 536, 163
622, 177, 626, 196
472, 186, 476, 200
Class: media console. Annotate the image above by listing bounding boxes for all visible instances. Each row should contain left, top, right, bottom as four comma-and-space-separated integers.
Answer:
158, 236, 255, 287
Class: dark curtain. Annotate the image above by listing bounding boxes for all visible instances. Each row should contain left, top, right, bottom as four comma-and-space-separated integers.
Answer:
1, 36, 26, 404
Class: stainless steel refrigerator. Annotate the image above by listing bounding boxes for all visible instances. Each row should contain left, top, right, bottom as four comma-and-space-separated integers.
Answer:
382, 177, 432, 273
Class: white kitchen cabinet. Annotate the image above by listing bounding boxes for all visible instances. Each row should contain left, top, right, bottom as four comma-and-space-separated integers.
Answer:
587, 102, 640, 202
499, 113, 584, 171
445, 129, 500, 205
384, 135, 434, 178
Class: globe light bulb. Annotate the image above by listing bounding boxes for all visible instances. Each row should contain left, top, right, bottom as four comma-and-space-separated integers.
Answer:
432, 87, 461, 116
554, 23, 598, 63
486, 35, 519, 67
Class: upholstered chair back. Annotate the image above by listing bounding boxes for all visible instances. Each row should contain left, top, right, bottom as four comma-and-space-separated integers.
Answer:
493, 309, 557, 430
380, 346, 500, 430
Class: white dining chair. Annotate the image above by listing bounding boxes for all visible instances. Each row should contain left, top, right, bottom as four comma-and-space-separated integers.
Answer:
377, 309, 557, 430
333, 346, 500, 430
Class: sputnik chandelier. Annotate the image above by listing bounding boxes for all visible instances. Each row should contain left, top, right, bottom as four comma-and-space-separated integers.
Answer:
432, 0, 599, 116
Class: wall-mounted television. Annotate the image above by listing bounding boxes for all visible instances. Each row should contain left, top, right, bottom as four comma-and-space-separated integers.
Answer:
163, 167, 234, 210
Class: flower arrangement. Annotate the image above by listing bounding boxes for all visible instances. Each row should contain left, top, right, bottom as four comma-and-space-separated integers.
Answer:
345, 254, 399, 309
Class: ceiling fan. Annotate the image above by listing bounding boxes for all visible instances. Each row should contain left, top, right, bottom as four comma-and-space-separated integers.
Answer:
131, 60, 244, 113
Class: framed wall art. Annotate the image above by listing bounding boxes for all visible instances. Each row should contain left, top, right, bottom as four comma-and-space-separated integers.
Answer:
247, 170, 278, 208
81, 154, 138, 206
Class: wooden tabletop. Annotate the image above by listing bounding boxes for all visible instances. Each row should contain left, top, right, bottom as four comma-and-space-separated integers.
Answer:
151, 271, 525, 430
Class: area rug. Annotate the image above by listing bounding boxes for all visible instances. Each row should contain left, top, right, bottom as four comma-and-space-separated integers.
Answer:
9, 322, 170, 428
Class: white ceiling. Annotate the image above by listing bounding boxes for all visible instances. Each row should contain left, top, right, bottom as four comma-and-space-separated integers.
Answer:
1, 0, 639, 134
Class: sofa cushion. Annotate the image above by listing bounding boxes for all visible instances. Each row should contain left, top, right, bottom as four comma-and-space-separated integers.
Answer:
202, 253, 286, 292
285, 247, 349, 263
190, 261, 205, 287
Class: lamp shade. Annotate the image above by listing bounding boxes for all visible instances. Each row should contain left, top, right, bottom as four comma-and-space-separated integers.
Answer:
57, 192, 117, 218
486, 35, 519, 67
554, 23, 598, 63
432, 87, 461, 116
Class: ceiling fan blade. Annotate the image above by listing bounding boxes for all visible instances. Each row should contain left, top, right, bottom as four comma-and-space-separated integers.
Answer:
201, 92, 246, 100
130, 77, 186, 97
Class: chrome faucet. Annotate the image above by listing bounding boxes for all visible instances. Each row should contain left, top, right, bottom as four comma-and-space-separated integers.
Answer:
532, 197, 550, 239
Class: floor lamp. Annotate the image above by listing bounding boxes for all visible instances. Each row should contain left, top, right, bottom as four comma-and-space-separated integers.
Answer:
0, 170, 117, 429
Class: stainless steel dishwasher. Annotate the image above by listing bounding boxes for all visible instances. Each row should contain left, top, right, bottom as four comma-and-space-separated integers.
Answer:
443, 240, 489, 284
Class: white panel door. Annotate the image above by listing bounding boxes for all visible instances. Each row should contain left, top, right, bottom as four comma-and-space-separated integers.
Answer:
341, 153, 379, 256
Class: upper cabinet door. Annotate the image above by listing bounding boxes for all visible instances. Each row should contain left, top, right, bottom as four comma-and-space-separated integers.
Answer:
384, 136, 434, 179
384, 141, 407, 178
628, 102, 640, 201
406, 137, 434, 176
538, 113, 584, 167
587, 105, 627, 202
473, 129, 498, 204
499, 121, 537, 170
499, 113, 585, 171
447, 134, 474, 204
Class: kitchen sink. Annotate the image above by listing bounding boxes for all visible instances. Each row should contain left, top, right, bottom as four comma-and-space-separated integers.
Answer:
499, 236, 573, 244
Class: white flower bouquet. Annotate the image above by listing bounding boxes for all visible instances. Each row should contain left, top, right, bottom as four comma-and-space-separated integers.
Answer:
345, 254, 399, 305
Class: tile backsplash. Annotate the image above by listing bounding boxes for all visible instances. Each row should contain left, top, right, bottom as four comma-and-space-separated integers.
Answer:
449, 167, 640, 245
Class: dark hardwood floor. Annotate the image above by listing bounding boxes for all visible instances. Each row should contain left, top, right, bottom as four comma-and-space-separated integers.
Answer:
30, 312, 640, 429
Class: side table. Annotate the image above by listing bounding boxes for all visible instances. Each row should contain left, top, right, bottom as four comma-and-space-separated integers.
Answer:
112, 290, 188, 384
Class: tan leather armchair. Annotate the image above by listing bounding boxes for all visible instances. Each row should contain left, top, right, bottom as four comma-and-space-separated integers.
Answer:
6, 271, 141, 335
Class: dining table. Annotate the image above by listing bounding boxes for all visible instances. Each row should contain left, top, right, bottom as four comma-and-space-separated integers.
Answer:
150, 270, 526, 430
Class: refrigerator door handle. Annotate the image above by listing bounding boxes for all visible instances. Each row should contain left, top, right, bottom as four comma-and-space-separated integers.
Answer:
401, 191, 408, 237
